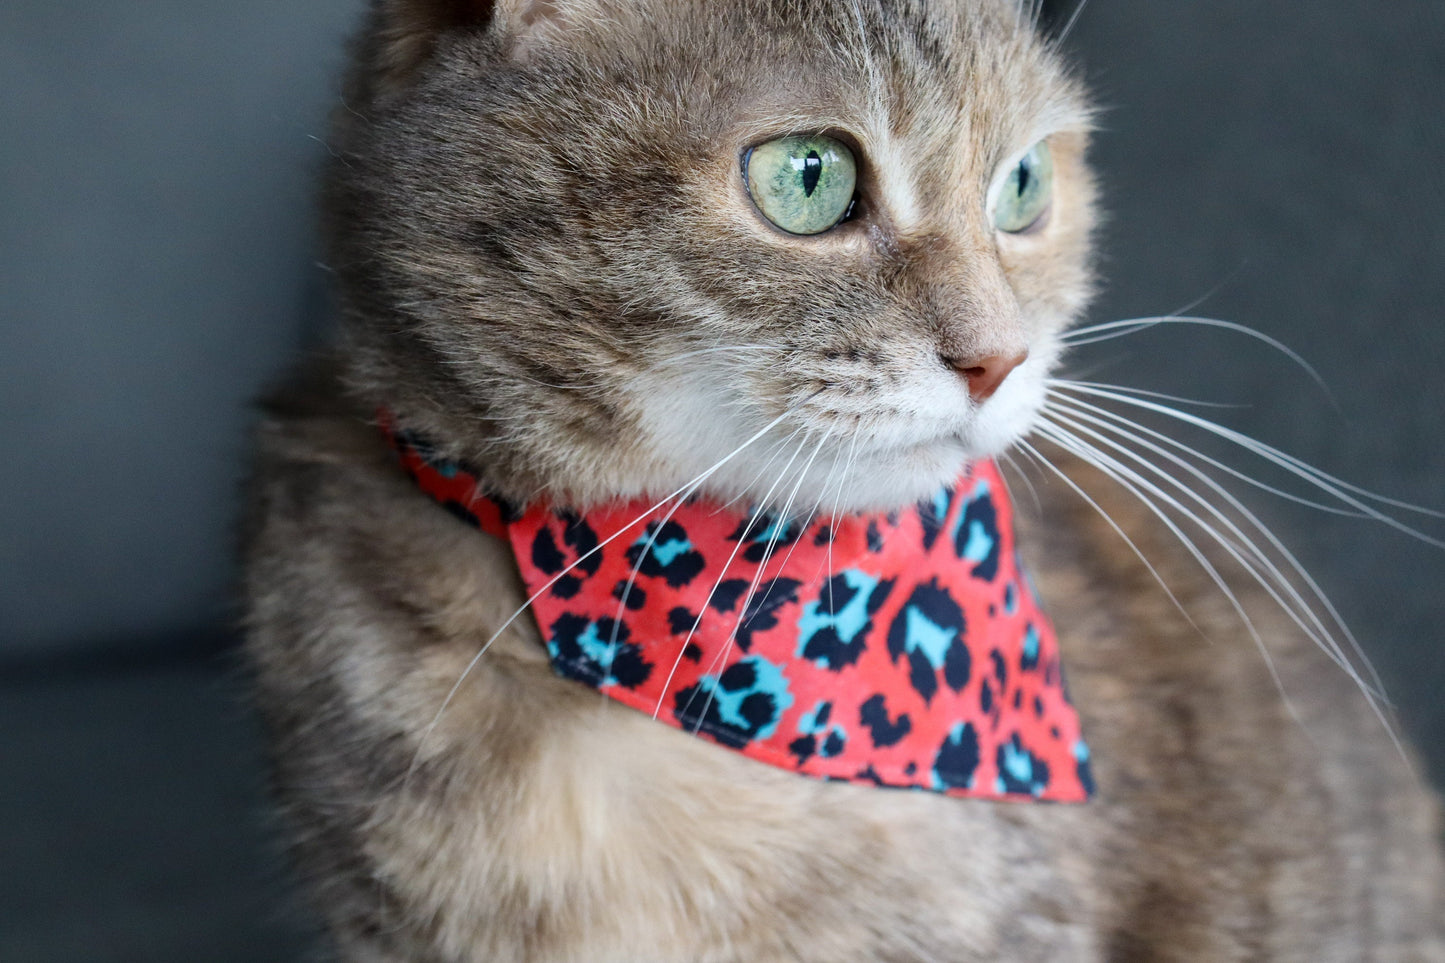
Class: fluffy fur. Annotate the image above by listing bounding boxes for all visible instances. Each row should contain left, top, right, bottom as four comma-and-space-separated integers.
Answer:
244, 0, 1445, 959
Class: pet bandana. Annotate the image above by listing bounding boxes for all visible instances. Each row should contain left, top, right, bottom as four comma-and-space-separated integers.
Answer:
384, 416, 1094, 803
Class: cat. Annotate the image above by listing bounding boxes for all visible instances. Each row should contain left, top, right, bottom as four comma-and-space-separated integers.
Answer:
242, 0, 1445, 959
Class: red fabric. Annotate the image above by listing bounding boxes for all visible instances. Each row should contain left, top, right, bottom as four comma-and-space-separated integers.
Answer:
385, 415, 1093, 804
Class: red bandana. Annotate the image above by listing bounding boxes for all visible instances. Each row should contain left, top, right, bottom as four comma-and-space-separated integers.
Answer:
384, 417, 1093, 804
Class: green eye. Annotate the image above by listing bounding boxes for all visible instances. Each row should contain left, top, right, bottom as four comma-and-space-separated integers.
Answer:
994, 141, 1054, 234
745, 134, 858, 236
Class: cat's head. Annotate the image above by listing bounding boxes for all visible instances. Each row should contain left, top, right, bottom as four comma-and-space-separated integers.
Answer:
328, 0, 1096, 513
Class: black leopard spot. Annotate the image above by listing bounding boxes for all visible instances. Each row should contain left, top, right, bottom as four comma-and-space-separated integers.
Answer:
624, 520, 706, 588
859, 694, 911, 748
531, 527, 566, 574
933, 723, 981, 790
798, 572, 894, 671
441, 500, 481, 530
732, 577, 802, 651
612, 580, 646, 611
709, 579, 750, 613
673, 656, 793, 749
866, 520, 886, 552
558, 511, 602, 576
667, 606, 698, 635
789, 734, 817, 764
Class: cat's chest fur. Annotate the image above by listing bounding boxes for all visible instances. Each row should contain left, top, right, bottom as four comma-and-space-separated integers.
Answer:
245, 374, 1440, 961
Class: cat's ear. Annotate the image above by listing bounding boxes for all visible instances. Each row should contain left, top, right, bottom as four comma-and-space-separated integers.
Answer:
370, 0, 567, 89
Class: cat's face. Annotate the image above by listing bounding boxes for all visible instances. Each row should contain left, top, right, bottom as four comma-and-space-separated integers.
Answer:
331, 0, 1095, 513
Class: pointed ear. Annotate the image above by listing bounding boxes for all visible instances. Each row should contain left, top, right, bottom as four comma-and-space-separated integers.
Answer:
369, 0, 564, 89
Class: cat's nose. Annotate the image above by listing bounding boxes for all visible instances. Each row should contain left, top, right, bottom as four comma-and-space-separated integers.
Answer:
943, 350, 1029, 404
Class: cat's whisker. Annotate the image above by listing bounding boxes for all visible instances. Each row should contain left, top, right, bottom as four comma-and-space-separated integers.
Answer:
1057, 381, 1250, 411
1029, 422, 1310, 733
1016, 437, 1202, 636
1041, 400, 1385, 702
1050, 380, 1445, 529
404, 399, 813, 789
1052, 0, 1091, 46
1059, 316, 1336, 407
1042, 392, 1392, 699
687, 429, 835, 735
998, 450, 1044, 518
660, 430, 815, 721
658, 344, 777, 366
712, 426, 807, 515
1051, 389, 1372, 518
1031, 417, 1410, 765
751, 428, 838, 616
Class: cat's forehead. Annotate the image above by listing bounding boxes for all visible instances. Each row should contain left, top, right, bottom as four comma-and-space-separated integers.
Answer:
640, 0, 1087, 187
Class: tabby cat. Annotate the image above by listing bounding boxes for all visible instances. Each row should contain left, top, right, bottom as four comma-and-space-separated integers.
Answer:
243, 0, 1445, 959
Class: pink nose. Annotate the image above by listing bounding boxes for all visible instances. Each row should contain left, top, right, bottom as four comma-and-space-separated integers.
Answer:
943, 350, 1029, 403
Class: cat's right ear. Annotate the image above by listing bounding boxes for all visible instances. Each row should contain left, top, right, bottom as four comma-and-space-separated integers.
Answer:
369, 0, 567, 91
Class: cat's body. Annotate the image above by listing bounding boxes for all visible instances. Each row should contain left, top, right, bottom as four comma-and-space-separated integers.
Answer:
243, 0, 1445, 959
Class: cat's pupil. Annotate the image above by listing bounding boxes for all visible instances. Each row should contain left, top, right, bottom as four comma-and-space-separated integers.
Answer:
801, 150, 823, 197
1016, 160, 1032, 197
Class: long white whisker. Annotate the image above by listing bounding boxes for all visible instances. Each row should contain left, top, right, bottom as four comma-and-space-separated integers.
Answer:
998, 450, 1043, 517
688, 429, 834, 733
1053, 0, 1090, 45
404, 401, 809, 787
1051, 381, 1445, 530
658, 430, 814, 720
1061, 316, 1336, 407
1052, 387, 1371, 517
1031, 422, 1309, 732
1016, 439, 1202, 635
1045, 392, 1391, 699
1042, 400, 1385, 701
1033, 419, 1409, 763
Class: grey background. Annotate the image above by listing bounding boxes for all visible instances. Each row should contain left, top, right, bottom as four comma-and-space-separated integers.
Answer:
1, 0, 1442, 958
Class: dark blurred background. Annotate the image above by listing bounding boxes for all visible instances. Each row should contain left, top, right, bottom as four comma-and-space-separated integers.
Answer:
1, 0, 1441, 958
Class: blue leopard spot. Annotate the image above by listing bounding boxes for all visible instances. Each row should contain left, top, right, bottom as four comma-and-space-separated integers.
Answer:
797, 569, 894, 670
790, 700, 846, 763
994, 734, 1051, 797
1074, 740, 1097, 797
674, 655, 795, 748
886, 580, 970, 701
626, 520, 706, 588
952, 481, 1001, 581
547, 613, 652, 690
1020, 623, 1041, 671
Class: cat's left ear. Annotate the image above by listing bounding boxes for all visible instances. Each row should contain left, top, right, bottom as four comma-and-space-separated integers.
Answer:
370, 0, 573, 89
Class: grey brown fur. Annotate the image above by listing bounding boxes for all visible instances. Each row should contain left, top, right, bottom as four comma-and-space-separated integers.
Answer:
243, 0, 1445, 959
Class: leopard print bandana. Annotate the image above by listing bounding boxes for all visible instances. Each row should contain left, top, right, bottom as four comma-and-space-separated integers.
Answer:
385, 417, 1094, 803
